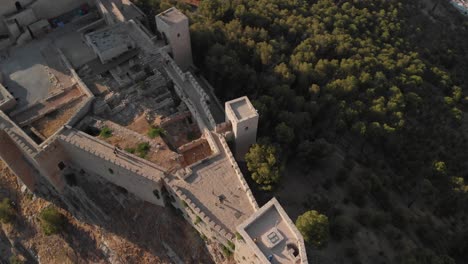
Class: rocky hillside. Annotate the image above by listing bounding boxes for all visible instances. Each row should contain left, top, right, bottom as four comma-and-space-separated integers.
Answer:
0, 160, 220, 264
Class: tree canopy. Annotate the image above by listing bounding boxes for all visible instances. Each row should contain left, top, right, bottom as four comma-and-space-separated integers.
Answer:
296, 210, 329, 248
245, 144, 281, 191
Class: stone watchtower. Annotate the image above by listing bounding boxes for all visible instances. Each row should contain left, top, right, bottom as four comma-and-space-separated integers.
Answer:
155, 7, 193, 71
225, 96, 259, 161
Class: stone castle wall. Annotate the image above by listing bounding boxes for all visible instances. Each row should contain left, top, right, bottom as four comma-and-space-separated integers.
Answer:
56, 131, 166, 207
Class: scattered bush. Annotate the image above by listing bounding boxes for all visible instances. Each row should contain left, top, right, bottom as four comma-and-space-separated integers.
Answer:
194, 216, 202, 225
220, 244, 232, 257
227, 240, 235, 250
0, 198, 15, 223
148, 127, 166, 138
39, 206, 65, 235
9, 255, 23, 264
125, 147, 135, 154
199, 232, 208, 241
136, 142, 151, 158
99, 126, 112, 138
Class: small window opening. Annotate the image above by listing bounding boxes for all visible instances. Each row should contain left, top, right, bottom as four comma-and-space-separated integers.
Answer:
177, 33, 180, 38
64, 173, 77, 186
153, 189, 160, 199
108, 168, 114, 174
116, 186, 128, 194
245, 126, 249, 131
15, 1, 22, 11
58, 162, 66, 170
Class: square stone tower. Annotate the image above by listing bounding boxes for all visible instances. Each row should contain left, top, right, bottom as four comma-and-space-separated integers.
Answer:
235, 198, 308, 264
156, 7, 193, 71
225, 96, 259, 161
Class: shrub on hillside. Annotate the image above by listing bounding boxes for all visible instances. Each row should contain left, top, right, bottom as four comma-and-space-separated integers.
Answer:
9, 255, 23, 264
136, 142, 151, 158
39, 206, 65, 235
99, 126, 113, 138
148, 127, 166, 138
0, 198, 15, 223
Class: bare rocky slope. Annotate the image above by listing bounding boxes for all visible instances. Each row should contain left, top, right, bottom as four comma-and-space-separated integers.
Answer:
0, 160, 224, 264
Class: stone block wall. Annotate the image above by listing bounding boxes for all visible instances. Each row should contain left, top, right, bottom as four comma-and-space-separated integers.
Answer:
57, 131, 166, 207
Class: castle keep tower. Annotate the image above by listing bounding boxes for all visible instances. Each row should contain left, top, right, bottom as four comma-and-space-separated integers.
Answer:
156, 7, 193, 71
225, 96, 259, 161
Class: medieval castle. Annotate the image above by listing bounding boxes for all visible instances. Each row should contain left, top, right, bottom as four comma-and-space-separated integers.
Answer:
0, 1, 308, 263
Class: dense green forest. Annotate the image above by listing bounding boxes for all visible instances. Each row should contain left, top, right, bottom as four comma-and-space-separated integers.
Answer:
136, 0, 468, 263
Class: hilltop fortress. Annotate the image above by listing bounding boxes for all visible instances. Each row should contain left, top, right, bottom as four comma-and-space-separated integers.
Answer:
0, 1, 308, 263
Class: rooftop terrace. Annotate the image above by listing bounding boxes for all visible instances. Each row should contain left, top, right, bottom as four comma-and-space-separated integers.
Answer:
226, 96, 258, 121
237, 198, 307, 264
157, 7, 187, 25
168, 133, 257, 234
86, 23, 135, 54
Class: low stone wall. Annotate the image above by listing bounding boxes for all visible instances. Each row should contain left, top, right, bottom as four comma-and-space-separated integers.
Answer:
66, 97, 93, 127
177, 137, 205, 153
159, 111, 191, 127
35, 97, 94, 147
0, 83, 15, 112
0, 111, 39, 154
9, 84, 78, 118
18, 95, 84, 127
215, 121, 232, 134
128, 20, 157, 53
77, 17, 105, 33
57, 48, 95, 98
